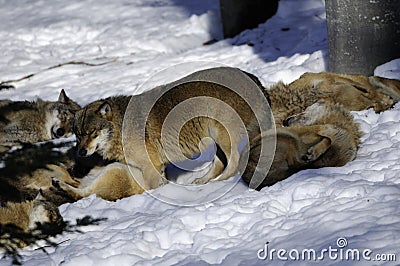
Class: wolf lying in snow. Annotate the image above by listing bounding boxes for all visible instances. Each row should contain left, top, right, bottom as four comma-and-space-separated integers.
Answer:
68, 68, 400, 194
9, 68, 398, 201
241, 71, 400, 189
242, 100, 363, 190
264, 71, 400, 126
0, 89, 80, 152
72, 67, 268, 190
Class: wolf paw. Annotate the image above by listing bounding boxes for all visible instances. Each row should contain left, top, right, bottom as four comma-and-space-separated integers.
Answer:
301, 152, 313, 163
302, 148, 319, 163
193, 178, 204, 185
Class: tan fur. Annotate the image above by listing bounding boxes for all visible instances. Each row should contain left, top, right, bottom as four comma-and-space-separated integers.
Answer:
53, 162, 144, 201
284, 100, 362, 146
1, 162, 81, 206
1, 70, 394, 202
74, 68, 266, 190
368, 76, 400, 101
0, 201, 33, 232
266, 72, 400, 125
242, 101, 363, 190
72, 70, 400, 192
5, 163, 79, 193
23, 164, 80, 190
0, 90, 81, 151
0, 195, 63, 248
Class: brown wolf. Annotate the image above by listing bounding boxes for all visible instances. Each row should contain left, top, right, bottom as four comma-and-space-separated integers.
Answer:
265, 72, 400, 125
242, 100, 363, 190
73, 67, 269, 190
0, 90, 81, 152
0, 193, 64, 248
73, 69, 400, 191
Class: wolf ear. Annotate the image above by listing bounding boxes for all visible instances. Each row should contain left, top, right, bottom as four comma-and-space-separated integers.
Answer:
98, 102, 112, 120
35, 189, 46, 201
58, 89, 70, 103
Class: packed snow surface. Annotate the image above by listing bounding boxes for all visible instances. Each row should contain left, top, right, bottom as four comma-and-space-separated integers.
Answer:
0, 0, 399, 265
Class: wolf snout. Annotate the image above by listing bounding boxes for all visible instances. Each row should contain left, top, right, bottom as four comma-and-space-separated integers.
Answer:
283, 116, 294, 127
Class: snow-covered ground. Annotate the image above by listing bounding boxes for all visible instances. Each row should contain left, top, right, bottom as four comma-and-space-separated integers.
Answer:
1, 0, 399, 265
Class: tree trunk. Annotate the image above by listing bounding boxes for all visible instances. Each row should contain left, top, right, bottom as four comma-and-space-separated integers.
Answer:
220, 0, 278, 38
326, 0, 400, 75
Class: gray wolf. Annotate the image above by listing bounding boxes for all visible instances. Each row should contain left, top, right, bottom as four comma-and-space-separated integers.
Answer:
242, 100, 363, 190
73, 67, 268, 190
0, 89, 81, 152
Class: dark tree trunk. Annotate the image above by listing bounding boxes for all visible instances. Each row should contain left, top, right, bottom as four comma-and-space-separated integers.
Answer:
220, 0, 278, 38
326, 0, 400, 75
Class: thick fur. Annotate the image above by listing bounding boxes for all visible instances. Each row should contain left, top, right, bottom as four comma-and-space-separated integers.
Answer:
237, 71, 398, 189
0, 141, 121, 205
0, 194, 64, 248
0, 90, 81, 151
0, 196, 63, 232
73, 96, 130, 162
266, 72, 400, 125
0, 163, 81, 206
0, 148, 144, 202
73, 70, 400, 191
0, 140, 109, 206
53, 162, 144, 201
242, 101, 363, 190
74, 68, 264, 190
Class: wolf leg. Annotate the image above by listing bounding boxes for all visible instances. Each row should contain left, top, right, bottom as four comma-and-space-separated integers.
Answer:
302, 137, 331, 163
211, 145, 241, 182
52, 178, 85, 201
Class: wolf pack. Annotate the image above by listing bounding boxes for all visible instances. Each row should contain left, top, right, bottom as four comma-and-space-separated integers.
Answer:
1, 67, 400, 249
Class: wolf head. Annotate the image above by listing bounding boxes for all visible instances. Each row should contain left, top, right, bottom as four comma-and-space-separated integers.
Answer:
28, 192, 64, 233
73, 100, 114, 158
47, 89, 81, 139
369, 76, 400, 102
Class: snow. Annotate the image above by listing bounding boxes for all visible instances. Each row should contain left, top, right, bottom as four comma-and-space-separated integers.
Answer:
0, 0, 399, 265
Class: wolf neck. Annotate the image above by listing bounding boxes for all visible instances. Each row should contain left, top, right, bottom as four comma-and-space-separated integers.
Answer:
104, 96, 131, 162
